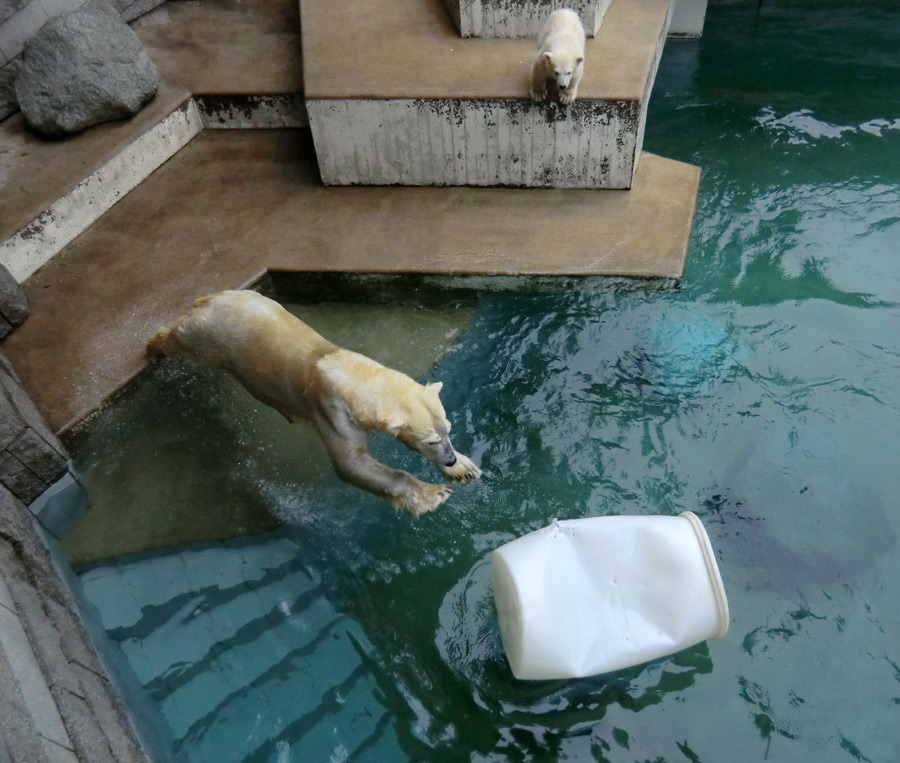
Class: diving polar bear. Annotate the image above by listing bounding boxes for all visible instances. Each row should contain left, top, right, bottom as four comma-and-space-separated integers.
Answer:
147, 290, 482, 515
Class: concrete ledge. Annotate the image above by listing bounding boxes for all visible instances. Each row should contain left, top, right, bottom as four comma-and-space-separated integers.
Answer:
302, 0, 670, 187
2, 128, 699, 435
444, 0, 612, 38
301, 0, 668, 101
308, 97, 642, 188
0, 0, 304, 284
0, 93, 309, 284
0, 99, 203, 283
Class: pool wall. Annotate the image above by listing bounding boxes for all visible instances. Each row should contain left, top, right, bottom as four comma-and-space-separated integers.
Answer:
0, 317, 146, 758
0, 475, 147, 761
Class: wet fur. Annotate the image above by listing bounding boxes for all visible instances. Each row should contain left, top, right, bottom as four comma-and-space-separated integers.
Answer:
147, 291, 481, 515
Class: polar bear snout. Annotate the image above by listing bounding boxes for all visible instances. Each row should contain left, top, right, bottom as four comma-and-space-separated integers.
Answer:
436, 439, 457, 467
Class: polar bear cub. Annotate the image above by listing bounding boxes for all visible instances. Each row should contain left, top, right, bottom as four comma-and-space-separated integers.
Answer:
531, 9, 585, 105
147, 290, 481, 516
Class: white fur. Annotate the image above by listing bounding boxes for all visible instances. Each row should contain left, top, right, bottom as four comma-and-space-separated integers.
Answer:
531, 9, 586, 105
148, 291, 481, 515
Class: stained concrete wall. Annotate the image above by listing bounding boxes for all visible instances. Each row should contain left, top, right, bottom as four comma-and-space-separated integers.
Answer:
308, 97, 643, 189
670, 0, 708, 38
446, 0, 612, 38
0, 265, 144, 760
0, 479, 146, 762
443, 0, 704, 39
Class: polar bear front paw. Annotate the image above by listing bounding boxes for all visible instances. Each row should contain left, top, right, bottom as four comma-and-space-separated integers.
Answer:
531, 85, 547, 102
559, 89, 576, 105
441, 453, 482, 484
403, 482, 453, 517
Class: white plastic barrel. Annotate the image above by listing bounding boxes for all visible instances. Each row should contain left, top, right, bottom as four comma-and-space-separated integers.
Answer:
491, 511, 729, 680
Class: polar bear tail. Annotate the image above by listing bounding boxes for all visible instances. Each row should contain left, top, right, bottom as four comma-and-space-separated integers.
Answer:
146, 326, 178, 359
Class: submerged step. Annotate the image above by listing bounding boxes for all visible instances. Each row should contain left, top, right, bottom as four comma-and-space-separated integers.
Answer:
301, 0, 672, 188
79, 534, 405, 762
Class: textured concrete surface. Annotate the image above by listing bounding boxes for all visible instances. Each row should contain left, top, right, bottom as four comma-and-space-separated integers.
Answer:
131, 0, 302, 95
2, 128, 699, 435
446, 0, 612, 38
0, 82, 192, 247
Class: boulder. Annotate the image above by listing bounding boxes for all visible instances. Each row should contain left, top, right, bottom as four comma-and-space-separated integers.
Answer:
0, 63, 17, 122
0, 263, 27, 338
15, 2, 158, 138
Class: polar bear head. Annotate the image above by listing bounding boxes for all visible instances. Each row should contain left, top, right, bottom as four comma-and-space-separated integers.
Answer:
385, 381, 458, 468
544, 50, 584, 91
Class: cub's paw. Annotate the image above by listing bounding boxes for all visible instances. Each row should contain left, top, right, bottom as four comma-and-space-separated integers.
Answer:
404, 482, 453, 517
559, 90, 576, 105
441, 453, 482, 484
531, 86, 547, 102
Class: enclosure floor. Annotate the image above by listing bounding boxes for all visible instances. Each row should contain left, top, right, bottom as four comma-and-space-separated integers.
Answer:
2, 129, 699, 435
0, 0, 302, 246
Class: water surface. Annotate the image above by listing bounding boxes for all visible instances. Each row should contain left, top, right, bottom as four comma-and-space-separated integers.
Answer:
69, 3, 900, 761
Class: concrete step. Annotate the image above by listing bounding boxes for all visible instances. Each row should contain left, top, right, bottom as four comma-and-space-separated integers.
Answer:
1, 128, 699, 436
0, 0, 304, 283
301, 0, 672, 188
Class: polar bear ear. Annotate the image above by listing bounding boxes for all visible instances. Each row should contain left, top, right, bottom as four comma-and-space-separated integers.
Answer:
543, 51, 554, 62
427, 382, 443, 395
385, 415, 405, 437
576, 56, 584, 65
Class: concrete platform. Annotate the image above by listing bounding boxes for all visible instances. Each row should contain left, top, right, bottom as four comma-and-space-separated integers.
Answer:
2, 129, 699, 435
302, 0, 666, 101
302, 0, 672, 187
0, 0, 304, 282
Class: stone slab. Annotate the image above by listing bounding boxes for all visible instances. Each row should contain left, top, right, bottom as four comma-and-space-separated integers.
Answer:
1, 129, 699, 435
301, 0, 669, 101
0, 604, 74, 755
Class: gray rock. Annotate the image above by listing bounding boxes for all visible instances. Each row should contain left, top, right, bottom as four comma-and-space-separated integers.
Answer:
0, 451, 45, 503
8, 428, 67, 485
0, 63, 18, 123
15, 2, 158, 138
0, 264, 28, 332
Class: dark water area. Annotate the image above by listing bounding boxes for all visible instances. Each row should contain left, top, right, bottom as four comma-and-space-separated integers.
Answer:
68, 2, 900, 761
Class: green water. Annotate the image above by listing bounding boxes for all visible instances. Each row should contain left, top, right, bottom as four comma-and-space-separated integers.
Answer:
68, 2, 900, 761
